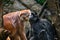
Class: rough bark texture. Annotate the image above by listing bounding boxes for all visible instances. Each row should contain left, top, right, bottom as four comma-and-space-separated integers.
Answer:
19, 0, 42, 15
47, 0, 60, 40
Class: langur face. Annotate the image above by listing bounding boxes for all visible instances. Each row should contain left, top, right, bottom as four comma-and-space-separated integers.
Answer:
20, 10, 31, 21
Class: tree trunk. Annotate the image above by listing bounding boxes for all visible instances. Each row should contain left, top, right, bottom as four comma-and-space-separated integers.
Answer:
47, 0, 60, 40
0, 0, 2, 27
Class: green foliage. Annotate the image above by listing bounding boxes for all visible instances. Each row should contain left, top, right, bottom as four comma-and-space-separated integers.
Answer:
35, 0, 46, 5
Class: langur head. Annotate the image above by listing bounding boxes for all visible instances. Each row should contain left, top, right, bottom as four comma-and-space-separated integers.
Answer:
29, 11, 39, 22
19, 9, 31, 21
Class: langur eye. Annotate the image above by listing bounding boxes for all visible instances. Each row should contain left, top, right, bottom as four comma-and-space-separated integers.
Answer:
23, 13, 27, 15
25, 13, 29, 16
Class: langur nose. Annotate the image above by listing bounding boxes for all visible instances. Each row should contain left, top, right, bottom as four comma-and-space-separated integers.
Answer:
29, 11, 34, 19
29, 15, 33, 19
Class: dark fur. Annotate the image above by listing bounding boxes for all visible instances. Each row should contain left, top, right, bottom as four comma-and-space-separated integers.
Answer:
27, 13, 55, 40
